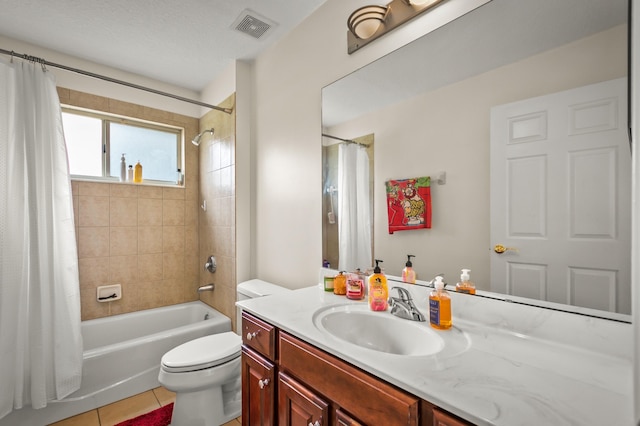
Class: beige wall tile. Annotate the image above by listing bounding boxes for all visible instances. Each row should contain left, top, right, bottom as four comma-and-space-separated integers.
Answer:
138, 226, 163, 254
138, 185, 163, 199
109, 255, 138, 283
79, 257, 110, 285
163, 253, 184, 280
163, 199, 185, 226
79, 196, 110, 227
78, 227, 110, 258
110, 227, 137, 256
110, 183, 138, 198
138, 253, 163, 282
163, 187, 185, 200
138, 198, 163, 226
110, 197, 138, 227
163, 226, 185, 253
78, 182, 110, 197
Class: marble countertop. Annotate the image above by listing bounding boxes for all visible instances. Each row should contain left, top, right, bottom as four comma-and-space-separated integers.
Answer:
237, 283, 633, 426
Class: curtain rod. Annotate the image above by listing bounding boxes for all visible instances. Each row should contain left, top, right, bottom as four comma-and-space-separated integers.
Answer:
0, 48, 233, 114
322, 133, 369, 147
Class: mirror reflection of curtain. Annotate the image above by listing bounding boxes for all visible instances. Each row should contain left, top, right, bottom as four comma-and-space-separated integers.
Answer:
338, 143, 372, 271
0, 59, 82, 418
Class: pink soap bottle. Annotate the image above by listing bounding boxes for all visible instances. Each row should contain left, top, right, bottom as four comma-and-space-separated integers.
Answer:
368, 260, 388, 311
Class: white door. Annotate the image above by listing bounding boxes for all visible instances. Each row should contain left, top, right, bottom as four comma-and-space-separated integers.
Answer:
490, 78, 631, 314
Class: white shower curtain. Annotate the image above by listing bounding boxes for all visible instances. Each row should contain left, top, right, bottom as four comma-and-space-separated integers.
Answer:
0, 58, 82, 419
338, 143, 372, 271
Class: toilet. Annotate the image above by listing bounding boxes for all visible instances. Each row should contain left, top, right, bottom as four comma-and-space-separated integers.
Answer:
158, 279, 289, 426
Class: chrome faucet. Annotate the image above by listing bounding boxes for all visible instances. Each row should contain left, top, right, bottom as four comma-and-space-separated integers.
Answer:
388, 287, 425, 322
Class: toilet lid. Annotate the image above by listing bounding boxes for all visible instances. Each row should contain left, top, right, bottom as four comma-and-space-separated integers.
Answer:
161, 332, 241, 373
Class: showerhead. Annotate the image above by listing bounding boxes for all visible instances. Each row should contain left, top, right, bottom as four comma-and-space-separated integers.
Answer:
192, 128, 214, 146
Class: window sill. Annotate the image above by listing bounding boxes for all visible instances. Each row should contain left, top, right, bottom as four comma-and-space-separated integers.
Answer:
70, 176, 184, 188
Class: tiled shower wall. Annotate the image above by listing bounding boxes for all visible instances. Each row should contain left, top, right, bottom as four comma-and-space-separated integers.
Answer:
196, 94, 238, 332
58, 88, 201, 320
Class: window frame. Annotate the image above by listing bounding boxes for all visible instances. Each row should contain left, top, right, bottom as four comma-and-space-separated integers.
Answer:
62, 105, 184, 186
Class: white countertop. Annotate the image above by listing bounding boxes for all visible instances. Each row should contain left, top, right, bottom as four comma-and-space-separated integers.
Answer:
237, 282, 634, 426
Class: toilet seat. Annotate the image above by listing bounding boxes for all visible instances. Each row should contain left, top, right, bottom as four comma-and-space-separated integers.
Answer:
161, 332, 241, 373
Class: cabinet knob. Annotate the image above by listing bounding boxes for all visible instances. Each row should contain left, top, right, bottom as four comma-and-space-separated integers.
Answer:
246, 331, 259, 340
258, 378, 270, 389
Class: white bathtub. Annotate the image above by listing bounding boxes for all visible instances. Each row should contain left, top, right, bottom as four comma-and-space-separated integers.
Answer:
0, 301, 231, 426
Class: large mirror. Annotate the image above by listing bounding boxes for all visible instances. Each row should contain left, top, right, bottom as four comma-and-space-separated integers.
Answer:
322, 0, 631, 321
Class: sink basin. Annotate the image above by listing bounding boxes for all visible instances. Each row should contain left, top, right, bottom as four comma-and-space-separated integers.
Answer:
313, 304, 445, 356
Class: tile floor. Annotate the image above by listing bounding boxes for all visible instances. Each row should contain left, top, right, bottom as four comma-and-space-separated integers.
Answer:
49, 387, 241, 426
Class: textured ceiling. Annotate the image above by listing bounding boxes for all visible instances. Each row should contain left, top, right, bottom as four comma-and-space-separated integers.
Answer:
0, 0, 327, 91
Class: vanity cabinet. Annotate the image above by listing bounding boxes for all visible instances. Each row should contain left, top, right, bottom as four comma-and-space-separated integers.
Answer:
241, 312, 278, 426
241, 312, 473, 426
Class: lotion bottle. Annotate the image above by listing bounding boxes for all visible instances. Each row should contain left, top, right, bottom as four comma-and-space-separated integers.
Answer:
127, 165, 133, 182
402, 255, 416, 284
429, 276, 452, 330
134, 161, 143, 183
368, 259, 388, 311
119, 153, 127, 182
455, 269, 476, 295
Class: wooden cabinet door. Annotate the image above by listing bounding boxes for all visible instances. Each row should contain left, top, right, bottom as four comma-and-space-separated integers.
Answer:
242, 346, 276, 426
278, 372, 329, 426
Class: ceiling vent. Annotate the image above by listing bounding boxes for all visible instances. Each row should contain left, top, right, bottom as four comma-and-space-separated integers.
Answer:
232, 9, 277, 40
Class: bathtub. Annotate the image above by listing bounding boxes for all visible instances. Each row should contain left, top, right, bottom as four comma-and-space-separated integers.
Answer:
0, 301, 231, 426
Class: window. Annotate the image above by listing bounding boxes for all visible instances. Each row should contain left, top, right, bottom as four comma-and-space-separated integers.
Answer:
62, 107, 183, 184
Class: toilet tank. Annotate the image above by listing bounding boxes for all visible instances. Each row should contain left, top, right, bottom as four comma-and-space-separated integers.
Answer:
236, 279, 290, 334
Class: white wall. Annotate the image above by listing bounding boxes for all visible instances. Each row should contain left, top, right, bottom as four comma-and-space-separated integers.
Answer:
251, 0, 489, 288
0, 35, 201, 117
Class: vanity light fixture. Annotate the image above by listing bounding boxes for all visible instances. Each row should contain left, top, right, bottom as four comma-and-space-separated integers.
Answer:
347, 5, 389, 40
347, 0, 447, 54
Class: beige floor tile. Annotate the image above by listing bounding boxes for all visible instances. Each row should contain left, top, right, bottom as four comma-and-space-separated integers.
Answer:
98, 390, 160, 426
153, 386, 177, 406
48, 409, 100, 426
221, 418, 242, 426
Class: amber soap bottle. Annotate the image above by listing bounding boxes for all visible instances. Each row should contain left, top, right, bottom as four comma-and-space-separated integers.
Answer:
429, 276, 451, 330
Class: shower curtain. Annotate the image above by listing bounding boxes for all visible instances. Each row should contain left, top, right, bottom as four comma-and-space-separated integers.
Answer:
338, 143, 372, 271
0, 58, 82, 418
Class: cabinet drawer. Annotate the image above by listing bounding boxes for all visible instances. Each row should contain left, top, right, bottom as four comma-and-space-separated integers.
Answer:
433, 407, 473, 426
279, 331, 419, 426
242, 312, 277, 360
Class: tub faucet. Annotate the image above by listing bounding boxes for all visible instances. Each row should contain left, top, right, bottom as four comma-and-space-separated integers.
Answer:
198, 283, 215, 293
388, 287, 425, 322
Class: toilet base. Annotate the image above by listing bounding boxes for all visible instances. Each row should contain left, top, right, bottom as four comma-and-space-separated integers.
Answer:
170, 381, 241, 426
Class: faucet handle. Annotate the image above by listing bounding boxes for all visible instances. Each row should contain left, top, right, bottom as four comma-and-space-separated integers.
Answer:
391, 286, 412, 302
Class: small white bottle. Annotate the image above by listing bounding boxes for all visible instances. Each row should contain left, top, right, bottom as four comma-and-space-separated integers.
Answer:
127, 165, 133, 182
119, 153, 127, 182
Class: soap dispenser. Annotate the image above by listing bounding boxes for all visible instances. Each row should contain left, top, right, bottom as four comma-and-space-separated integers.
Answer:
429, 276, 452, 330
368, 259, 388, 311
119, 153, 127, 182
455, 269, 476, 295
402, 255, 416, 284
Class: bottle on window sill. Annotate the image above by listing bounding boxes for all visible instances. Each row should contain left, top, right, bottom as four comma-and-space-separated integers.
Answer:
176, 168, 183, 185
127, 165, 133, 182
134, 161, 143, 183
